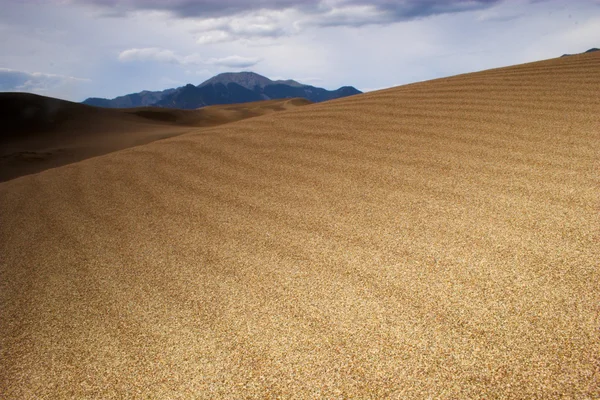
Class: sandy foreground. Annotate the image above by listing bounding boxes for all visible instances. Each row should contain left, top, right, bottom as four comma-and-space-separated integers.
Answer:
1, 53, 599, 398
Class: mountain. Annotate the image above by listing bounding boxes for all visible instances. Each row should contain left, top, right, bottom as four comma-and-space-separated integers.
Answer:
262, 84, 361, 103
154, 83, 264, 109
560, 47, 599, 57
199, 71, 274, 90
199, 71, 305, 89
82, 72, 361, 109
83, 88, 176, 108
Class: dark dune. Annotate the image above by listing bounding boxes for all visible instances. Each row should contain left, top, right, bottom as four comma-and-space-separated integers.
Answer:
0, 93, 311, 182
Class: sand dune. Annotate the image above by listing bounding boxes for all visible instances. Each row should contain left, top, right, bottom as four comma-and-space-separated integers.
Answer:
0, 94, 310, 182
1, 53, 599, 398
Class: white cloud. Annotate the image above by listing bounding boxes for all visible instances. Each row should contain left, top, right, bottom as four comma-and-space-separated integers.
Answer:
196, 30, 231, 44
306, 4, 391, 27
228, 17, 285, 36
206, 55, 261, 68
118, 48, 260, 68
118, 47, 181, 63
193, 10, 295, 44
117, 48, 202, 66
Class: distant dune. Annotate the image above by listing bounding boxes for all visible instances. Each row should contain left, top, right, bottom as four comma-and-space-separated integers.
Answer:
1, 52, 598, 398
0, 94, 311, 182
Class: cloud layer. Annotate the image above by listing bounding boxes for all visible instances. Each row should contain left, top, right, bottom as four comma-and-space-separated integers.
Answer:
68, 0, 500, 24
206, 55, 261, 68
118, 48, 182, 64
0, 68, 90, 93
118, 48, 260, 68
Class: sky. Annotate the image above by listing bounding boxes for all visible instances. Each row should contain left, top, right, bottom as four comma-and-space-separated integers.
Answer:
0, 0, 598, 102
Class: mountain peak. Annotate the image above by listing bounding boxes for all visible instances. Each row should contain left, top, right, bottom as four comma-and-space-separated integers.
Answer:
199, 71, 273, 90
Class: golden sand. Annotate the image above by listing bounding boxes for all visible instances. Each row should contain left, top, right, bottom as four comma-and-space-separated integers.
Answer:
1, 53, 599, 398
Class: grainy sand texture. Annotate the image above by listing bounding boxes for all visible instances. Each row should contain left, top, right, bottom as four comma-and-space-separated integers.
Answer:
1, 53, 599, 398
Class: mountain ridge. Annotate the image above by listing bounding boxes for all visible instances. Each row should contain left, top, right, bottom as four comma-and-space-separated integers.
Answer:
83, 71, 361, 109
560, 47, 599, 57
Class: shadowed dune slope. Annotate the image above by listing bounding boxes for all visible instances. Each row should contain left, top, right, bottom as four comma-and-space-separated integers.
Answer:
0, 94, 311, 182
123, 98, 312, 127
1, 53, 599, 398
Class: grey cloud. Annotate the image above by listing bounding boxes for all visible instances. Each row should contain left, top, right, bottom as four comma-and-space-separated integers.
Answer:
68, 0, 500, 24
309, 0, 503, 27
0, 68, 90, 93
70, 0, 321, 18
347, 0, 500, 19
478, 13, 523, 23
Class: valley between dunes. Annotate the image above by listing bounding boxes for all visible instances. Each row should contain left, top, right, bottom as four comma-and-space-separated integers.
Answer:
1, 52, 599, 398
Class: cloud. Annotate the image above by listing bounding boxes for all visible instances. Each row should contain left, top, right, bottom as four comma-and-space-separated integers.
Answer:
65, 0, 319, 18
475, 2, 524, 23
206, 55, 260, 68
118, 47, 181, 63
182, 1, 502, 45
196, 30, 232, 44
118, 48, 259, 68
118, 48, 205, 65
312, 0, 504, 27
344, 0, 500, 19
192, 10, 294, 44
305, 4, 391, 27
66, 0, 500, 26
0, 68, 90, 93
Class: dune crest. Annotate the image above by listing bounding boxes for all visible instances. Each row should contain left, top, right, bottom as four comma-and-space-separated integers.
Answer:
1, 52, 599, 398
